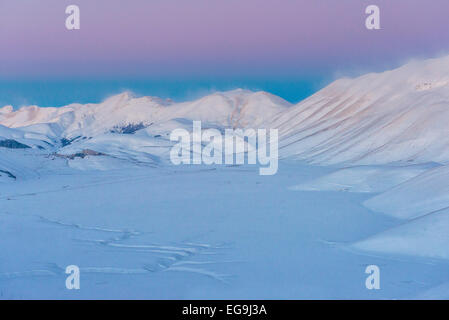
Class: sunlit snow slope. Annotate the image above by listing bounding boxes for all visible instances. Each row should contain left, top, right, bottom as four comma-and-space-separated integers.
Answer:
273, 55, 449, 165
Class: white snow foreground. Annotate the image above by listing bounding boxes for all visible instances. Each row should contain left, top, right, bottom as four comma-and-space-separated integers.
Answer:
352, 207, 449, 260
348, 164, 449, 266
363, 164, 449, 219
2, 56, 449, 299
288, 164, 435, 193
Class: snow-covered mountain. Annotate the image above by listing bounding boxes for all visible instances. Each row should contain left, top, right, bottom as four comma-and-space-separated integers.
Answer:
0, 124, 53, 150
0, 89, 291, 164
274, 55, 449, 165
3, 56, 449, 167
0, 89, 290, 139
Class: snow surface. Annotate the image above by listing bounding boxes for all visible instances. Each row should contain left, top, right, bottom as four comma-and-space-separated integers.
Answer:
364, 164, 449, 219
288, 164, 435, 193
2, 55, 449, 299
352, 207, 449, 260
2, 161, 449, 299
273, 55, 449, 165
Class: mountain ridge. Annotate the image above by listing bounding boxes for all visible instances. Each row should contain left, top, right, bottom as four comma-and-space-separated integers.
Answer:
1, 55, 449, 166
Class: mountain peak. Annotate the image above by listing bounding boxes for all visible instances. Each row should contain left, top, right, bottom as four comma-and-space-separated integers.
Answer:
0, 105, 13, 114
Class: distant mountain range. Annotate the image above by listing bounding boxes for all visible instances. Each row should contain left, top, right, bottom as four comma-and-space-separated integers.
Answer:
1, 55, 449, 167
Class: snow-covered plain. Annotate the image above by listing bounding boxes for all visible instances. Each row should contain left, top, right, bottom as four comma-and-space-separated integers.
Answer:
2, 56, 449, 299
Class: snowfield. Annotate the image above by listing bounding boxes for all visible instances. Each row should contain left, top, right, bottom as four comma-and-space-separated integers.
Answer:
352, 207, 449, 260
2, 56, 449, 299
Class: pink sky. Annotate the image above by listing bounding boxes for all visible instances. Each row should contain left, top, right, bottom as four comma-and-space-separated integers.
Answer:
1, 0, 449, 78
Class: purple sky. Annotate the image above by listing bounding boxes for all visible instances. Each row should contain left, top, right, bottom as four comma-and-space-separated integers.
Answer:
1, 0, 449, 78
